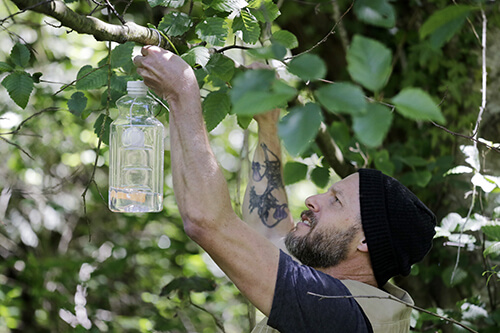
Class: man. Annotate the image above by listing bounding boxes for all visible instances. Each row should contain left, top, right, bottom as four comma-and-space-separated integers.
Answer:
134, 46, 437, 332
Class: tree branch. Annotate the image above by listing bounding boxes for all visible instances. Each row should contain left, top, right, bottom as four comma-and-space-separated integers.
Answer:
315, 123, 356, 178
9, 0, 166, 47
307, 292, 479, 333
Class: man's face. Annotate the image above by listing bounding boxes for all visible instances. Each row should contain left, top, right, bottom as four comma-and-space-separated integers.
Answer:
285, 173, 363, 268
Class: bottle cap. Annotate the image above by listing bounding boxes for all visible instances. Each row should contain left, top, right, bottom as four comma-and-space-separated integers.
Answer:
127, 81, 148, 96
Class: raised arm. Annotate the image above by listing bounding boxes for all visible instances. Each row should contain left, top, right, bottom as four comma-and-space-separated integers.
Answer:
134, 46, 279, 316
243, 110, 294, 249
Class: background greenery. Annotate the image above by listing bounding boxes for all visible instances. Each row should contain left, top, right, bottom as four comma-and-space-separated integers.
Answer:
0, 0, 499, 332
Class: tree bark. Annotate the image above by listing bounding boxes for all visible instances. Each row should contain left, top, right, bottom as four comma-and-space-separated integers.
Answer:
10, 0, 166, 47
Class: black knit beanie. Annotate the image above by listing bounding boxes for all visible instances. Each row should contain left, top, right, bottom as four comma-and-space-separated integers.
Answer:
358, 168, 436, 287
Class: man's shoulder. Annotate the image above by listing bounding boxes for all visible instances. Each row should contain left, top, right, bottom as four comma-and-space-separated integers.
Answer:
341, 280, 414, 333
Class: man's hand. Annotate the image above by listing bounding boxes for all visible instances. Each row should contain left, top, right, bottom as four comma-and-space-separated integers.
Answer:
133, 46, 198, 105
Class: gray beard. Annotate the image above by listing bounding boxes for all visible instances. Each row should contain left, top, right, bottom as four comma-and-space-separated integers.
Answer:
284, 224, 360, 268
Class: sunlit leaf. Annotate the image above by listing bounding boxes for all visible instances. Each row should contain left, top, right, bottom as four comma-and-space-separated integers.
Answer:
278, 103, 323, 156
209, 0, 247, 12
272, 30, 298, 49
391, 88, 445, 124
347, 35, 392, 92
148, 0, 186, 8
248, 0, 280, 22
195, 17, 228, 47
181, 47, 210, 67
484, 242, 500, 257
459, 145, 480, 171
472, 173, 497, 193
159, 12, 193, 37
353, 0, 395, 28
0, 62, 13, 73
239, 9, 261, 44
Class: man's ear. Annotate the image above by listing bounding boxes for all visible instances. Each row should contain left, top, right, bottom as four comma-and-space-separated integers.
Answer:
357, 237, 369, 253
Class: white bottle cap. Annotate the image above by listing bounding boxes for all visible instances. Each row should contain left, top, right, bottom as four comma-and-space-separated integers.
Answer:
127, 81, 148, 96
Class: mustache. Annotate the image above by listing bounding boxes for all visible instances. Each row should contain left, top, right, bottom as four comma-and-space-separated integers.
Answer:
300, 210, 317, 228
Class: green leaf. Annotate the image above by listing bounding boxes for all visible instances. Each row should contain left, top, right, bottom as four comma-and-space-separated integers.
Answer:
158, 11, 193, 37
239, 9, 261, 44
271, 30, 298, 49
287, 53, 326, 81
181, 47, 211, 67
352, 103, 392, 147
230, 69, 274, 103
230, 77, 296, 116
315, 82, 367, 115
111, 42, 134, 71
346, 35, 392, 92
11, 43, 31, 68
442, 266, 467, 287
391, 88, 445, 124
75, 65, 108, 90
283, 161, 308, 185
202, 91, 230, 131
311, 166, 330, 188
420, 5, 476, 49
209, 0, 248, 12
206, 53, 235, 82
248, 0, 280, 23
482, 225, 500, 242
148, 0, 185, 8
398, 156, 429, 167
247, 44, 287, 60
68, 92, 88, 117
278, 103, 323, 156
353, 0, 395, 28
400, 170, 433, 187
484, 242, 500, 258
373, 150, 394, 176
1, 71, 34, 109
195, 17, 228, 47
231, 91, 289, 116
94, 113, 113, 145
0, 61, 14, 73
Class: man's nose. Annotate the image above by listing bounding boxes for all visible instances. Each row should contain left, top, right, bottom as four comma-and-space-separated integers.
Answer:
305, 195, 320, 212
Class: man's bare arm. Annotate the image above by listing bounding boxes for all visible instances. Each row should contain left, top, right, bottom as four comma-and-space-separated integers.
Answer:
134, 46, 280, 316
243, 110, 294, 248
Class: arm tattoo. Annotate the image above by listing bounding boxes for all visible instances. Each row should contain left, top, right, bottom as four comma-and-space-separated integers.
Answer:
248, 143, 288, 228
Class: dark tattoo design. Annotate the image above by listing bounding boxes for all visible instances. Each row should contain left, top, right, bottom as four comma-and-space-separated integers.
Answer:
248, 143, 288, 228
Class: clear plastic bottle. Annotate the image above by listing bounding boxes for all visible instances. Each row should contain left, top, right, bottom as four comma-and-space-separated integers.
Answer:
109, 81, 164, 213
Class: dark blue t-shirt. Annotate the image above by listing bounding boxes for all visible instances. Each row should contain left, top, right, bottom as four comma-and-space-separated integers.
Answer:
268, 250, 373, 332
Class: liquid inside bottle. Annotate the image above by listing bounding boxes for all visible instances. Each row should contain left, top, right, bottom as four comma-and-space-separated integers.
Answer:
109, 81, 164, 213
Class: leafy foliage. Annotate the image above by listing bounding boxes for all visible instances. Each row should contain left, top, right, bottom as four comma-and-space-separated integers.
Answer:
1, 0, 500, 332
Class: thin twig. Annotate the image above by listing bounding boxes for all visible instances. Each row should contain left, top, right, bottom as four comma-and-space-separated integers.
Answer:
284, 1, 354, 60
451, 8, 488, 285
307, 292, 478, 333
